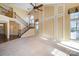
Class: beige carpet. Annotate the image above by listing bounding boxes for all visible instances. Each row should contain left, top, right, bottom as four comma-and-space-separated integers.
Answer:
0, 36, 54, 56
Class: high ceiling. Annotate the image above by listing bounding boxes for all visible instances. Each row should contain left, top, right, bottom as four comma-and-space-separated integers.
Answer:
12, 3, 33, 11
2, 3, 77, 12
3, 3, 54, 12
3, 3, 33, 12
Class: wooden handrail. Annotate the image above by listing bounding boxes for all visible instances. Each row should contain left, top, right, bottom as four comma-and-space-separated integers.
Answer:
18, 26, 30, 37
18, 24, 35, 37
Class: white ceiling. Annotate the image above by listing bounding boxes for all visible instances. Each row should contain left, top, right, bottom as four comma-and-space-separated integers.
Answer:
12, 3, 48, 11
13, 3, 33, 11
3, 3, 33, 12
3, 3, 54, 12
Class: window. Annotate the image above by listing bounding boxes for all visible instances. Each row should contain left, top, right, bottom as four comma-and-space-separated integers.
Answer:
70, 12, 79, 40
35, 21, 39, 32
29, 15, 34, 27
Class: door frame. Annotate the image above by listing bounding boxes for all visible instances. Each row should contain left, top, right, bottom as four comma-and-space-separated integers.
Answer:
0, 23, 7, 43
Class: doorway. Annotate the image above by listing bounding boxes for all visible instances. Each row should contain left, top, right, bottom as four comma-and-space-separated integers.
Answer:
0, 23, 7, 43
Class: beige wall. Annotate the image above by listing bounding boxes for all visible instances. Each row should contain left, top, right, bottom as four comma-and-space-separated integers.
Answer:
8, 4, 28, 20
33, 5, 54, 39
10, 21, 19, 35
34, 4, 79, 41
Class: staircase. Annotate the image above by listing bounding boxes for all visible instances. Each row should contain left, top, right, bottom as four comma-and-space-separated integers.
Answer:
0, 4, 35, 38
14, 12, 35, 38
18, 24, 34, 38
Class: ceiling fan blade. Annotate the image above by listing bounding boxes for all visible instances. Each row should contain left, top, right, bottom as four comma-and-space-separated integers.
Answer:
37, 8, 42, 11
37, 4, 43, 8
30, 3, 34, 7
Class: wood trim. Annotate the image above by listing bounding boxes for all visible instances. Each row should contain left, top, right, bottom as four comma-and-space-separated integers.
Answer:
68, 6, 79, 14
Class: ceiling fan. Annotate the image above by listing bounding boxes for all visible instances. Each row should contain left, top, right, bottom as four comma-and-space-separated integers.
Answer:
28, 3, 43, 15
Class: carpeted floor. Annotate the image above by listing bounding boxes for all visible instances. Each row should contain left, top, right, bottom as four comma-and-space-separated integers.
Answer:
0, 36, 54, 56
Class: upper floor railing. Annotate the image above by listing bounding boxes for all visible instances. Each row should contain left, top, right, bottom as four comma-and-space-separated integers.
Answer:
0, 4, 13, 18
0, 4, 28, 26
